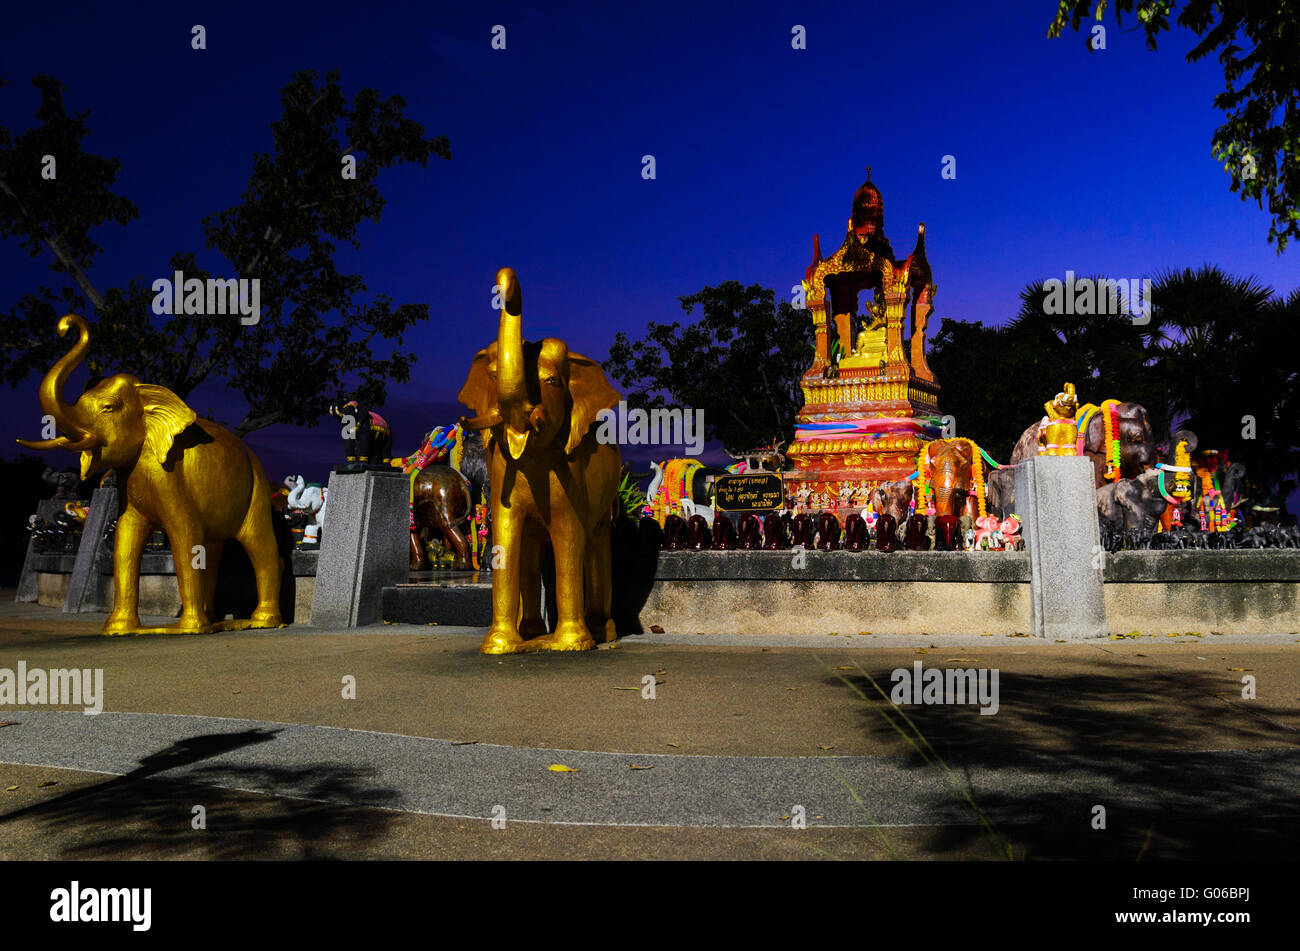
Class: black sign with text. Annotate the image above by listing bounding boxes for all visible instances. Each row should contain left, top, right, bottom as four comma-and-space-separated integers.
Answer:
713, 473, 784, 512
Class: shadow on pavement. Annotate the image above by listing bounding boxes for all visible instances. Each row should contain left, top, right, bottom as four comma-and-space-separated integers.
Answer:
1, 729, 402, 859
828, 664, 1300, 860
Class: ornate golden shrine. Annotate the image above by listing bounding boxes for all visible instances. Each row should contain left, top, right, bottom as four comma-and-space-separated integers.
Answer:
786, 170, 943, 509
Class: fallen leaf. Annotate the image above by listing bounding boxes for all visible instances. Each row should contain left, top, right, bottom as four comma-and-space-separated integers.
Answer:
38, 781, 57, 788
858, 631, 873, 636
452, 740, 479, 746
1009, 633, 1030, 638
779, 814, 791, 821
0, 721, 20, 729
828, 632, 840, 636
650, 625, 664, 634
916, 648, 928, 654
627, 764, 654, 770
548, 764, 579, 773
817, 744, 834, 751
834, 665, 854, 670
4, 786, 16, 792
612, 686, 639, 691
666, 742, 680, 748
945, 658, 978, 663
1228, 667, 1255, 672
981, 633, 993, 637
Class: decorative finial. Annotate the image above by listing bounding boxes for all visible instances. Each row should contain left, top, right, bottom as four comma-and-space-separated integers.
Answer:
865, 166, 872, 181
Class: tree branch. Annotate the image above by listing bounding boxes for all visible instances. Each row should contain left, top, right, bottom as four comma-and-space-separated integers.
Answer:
0, 174, 108, 312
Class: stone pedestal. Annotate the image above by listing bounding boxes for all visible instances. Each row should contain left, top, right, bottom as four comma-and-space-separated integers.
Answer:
1015, 456, 1106, 640
16, 499, 82, 603
64, 488, 119, 613
310, 469, 409, 627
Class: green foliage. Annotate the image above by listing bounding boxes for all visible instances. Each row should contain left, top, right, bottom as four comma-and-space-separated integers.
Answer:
603, 281, 813, 454
0, 71, 450, 434
929, 268, 1299, 493
616, 467, 648, 520
1047, 0, 1300, 252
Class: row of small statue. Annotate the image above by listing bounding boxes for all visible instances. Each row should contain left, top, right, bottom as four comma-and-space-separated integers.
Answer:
1101, 523, 1300, 552
646, 509, 1024, 552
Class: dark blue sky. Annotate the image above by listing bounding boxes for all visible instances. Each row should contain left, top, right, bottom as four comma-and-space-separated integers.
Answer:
2, 0, 1294, 481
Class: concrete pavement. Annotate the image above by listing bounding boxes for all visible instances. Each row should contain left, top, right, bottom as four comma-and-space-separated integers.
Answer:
2, 595, 1298, 859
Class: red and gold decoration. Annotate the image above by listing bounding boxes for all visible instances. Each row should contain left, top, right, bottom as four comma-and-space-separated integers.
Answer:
786, 170, 946, 505
1074, 399, 1124, 480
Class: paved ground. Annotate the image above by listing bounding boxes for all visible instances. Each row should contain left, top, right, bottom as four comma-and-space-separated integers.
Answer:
2, 594, 1298, 859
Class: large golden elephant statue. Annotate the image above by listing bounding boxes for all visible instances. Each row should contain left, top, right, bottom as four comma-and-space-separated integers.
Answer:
458, 268, 622, 654
17, 314, 282, 635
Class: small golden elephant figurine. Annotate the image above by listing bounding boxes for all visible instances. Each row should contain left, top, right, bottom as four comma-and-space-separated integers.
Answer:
18, 314, 283, 635
1038, 382, 1079, 456
459, 269, 622, 654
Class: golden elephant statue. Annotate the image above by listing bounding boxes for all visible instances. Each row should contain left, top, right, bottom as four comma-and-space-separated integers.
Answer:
17, 314, 282, 635
459, 268, 622, 654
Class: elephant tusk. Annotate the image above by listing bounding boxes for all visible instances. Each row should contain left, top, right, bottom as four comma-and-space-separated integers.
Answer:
17, 436, 70, 451
461, 412, 502, 432
17, 432, 98, 452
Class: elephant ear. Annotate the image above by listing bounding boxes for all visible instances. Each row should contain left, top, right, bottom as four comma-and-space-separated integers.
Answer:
457, 348, 496, 418
136, 384, 197, 464
566, 354, 621, 456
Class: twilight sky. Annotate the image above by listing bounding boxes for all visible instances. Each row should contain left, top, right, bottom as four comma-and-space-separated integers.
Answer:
2, 0, 1294, 481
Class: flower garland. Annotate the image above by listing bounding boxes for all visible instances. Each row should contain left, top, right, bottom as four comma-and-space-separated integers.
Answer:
1101, 400, 1122, 480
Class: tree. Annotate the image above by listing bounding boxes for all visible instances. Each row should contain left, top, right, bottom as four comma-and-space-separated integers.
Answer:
1047, 0, 1300, 252
0, 70, 450, 434
1150, 265, 1300, 491
603, 282, 813, 454
929, 267, 1299, 496
929, 278, 1168, 459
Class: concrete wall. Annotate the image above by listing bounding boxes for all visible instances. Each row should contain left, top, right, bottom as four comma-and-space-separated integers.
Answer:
632, 550, 1031, 636
1103, 550, 1300, 634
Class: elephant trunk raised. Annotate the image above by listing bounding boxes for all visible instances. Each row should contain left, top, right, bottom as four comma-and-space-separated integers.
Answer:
18, 315, 98, 453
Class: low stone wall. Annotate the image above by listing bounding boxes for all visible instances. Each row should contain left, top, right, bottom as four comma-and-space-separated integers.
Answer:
632, 550, 1031, 636
33, 549, 319, 620
1103, 551, 1300, 634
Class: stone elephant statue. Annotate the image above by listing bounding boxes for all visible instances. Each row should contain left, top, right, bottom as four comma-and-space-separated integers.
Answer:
920, 438, 981, 518
285, 475, 327, 544
992, 399, 1158, 518
1097, 469, 1170, 534
17, 314, 282, 635
410, 466, 474, 570
871, 479, 913, 523
329, 399, 393, 466
459, 268, 622, 653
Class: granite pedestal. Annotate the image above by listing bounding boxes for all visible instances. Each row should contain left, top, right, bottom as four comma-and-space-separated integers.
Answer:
310, 468, 409, 627
1015, 456, 1107, 640
63, 487, 119, 613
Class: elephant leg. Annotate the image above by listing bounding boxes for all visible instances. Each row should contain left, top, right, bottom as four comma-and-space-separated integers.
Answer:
104, 507, 150, 635
584, 512, 615, 643
236, 490, 283, 629
442, 503, 473, 571
481, 505, 524, 653
544, 515, 594, 651
409, 530, 428, 570
167, 518, 212, 632
518, 520, 547, 638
